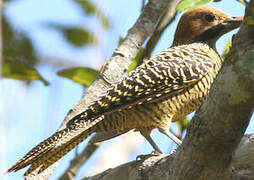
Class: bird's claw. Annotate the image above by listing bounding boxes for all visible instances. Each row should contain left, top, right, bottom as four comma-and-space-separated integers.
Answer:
136, 151, 162, 161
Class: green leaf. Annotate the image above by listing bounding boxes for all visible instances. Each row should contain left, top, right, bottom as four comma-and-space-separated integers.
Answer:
176, 117, 190, 135
57, 67, 99, 87
118, 36, 125, 46
62, 27, 98, 47
74, 0, 97, 15
45, 23, 98, 47
97, 14, 110, 28
237, 0, 248, 6
176, 0, 212, 11
3, 60, 49, 86
73, 0, 110, 28
221, 40, 232, 60
128, 48, 145, 72
3, 15, 39, 67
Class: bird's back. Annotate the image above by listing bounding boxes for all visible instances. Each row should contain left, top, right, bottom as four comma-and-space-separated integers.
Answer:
98, 43, 223, 132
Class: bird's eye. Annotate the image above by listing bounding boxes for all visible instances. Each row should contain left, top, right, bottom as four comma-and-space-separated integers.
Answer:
204, 14, 215, 22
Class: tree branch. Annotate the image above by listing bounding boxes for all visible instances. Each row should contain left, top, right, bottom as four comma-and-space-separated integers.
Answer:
84, 135, 254, 180
232, 134, 254, 179
139, 0, 179, 62
58, 142, 101, 180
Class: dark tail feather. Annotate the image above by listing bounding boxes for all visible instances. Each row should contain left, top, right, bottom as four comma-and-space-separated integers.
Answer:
24, 127, 93, 176
6, 133, 59, 173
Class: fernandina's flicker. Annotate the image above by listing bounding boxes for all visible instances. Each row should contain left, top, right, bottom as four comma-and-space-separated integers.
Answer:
7, 6, 243, 176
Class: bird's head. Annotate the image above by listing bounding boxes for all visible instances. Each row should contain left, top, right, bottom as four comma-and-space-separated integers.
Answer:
173, 6, 243, 49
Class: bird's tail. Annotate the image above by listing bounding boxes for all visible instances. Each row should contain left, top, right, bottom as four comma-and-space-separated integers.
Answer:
6, 116, 104, 176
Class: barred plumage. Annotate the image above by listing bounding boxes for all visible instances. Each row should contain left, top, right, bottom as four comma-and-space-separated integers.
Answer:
7, 6, 243, 176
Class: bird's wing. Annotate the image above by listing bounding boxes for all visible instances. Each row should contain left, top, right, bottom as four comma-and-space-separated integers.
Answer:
69, 45, 216, 125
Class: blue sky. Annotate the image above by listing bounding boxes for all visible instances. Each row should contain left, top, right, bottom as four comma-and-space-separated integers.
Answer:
1, 0, 252, 180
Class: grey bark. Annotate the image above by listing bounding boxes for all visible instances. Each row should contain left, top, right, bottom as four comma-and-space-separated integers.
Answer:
140, 0, 179, 61
85, 135, 254, 180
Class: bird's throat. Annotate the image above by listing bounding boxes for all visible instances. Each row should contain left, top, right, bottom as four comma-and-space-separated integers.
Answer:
193, 25, 226, 48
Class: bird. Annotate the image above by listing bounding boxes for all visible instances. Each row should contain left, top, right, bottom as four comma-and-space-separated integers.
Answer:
6, 6, 242, 177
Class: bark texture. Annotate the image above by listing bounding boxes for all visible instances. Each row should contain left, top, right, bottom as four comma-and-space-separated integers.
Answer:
85, 135, 254, 180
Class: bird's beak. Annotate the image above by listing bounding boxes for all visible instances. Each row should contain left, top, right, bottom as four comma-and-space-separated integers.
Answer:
221, 16, 243, 31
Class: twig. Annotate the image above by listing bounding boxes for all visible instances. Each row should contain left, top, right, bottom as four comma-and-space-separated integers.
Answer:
58, 142, 101, 180
139, 0, 179, 63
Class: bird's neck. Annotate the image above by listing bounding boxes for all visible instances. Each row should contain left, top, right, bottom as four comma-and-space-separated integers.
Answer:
172, 40, 217, 51
173, 23, 226, 50
202, 39, 217, 50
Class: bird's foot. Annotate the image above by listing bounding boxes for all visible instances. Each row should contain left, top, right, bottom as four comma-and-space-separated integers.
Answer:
170, 149, 176, 154
136, 151, 163, 161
